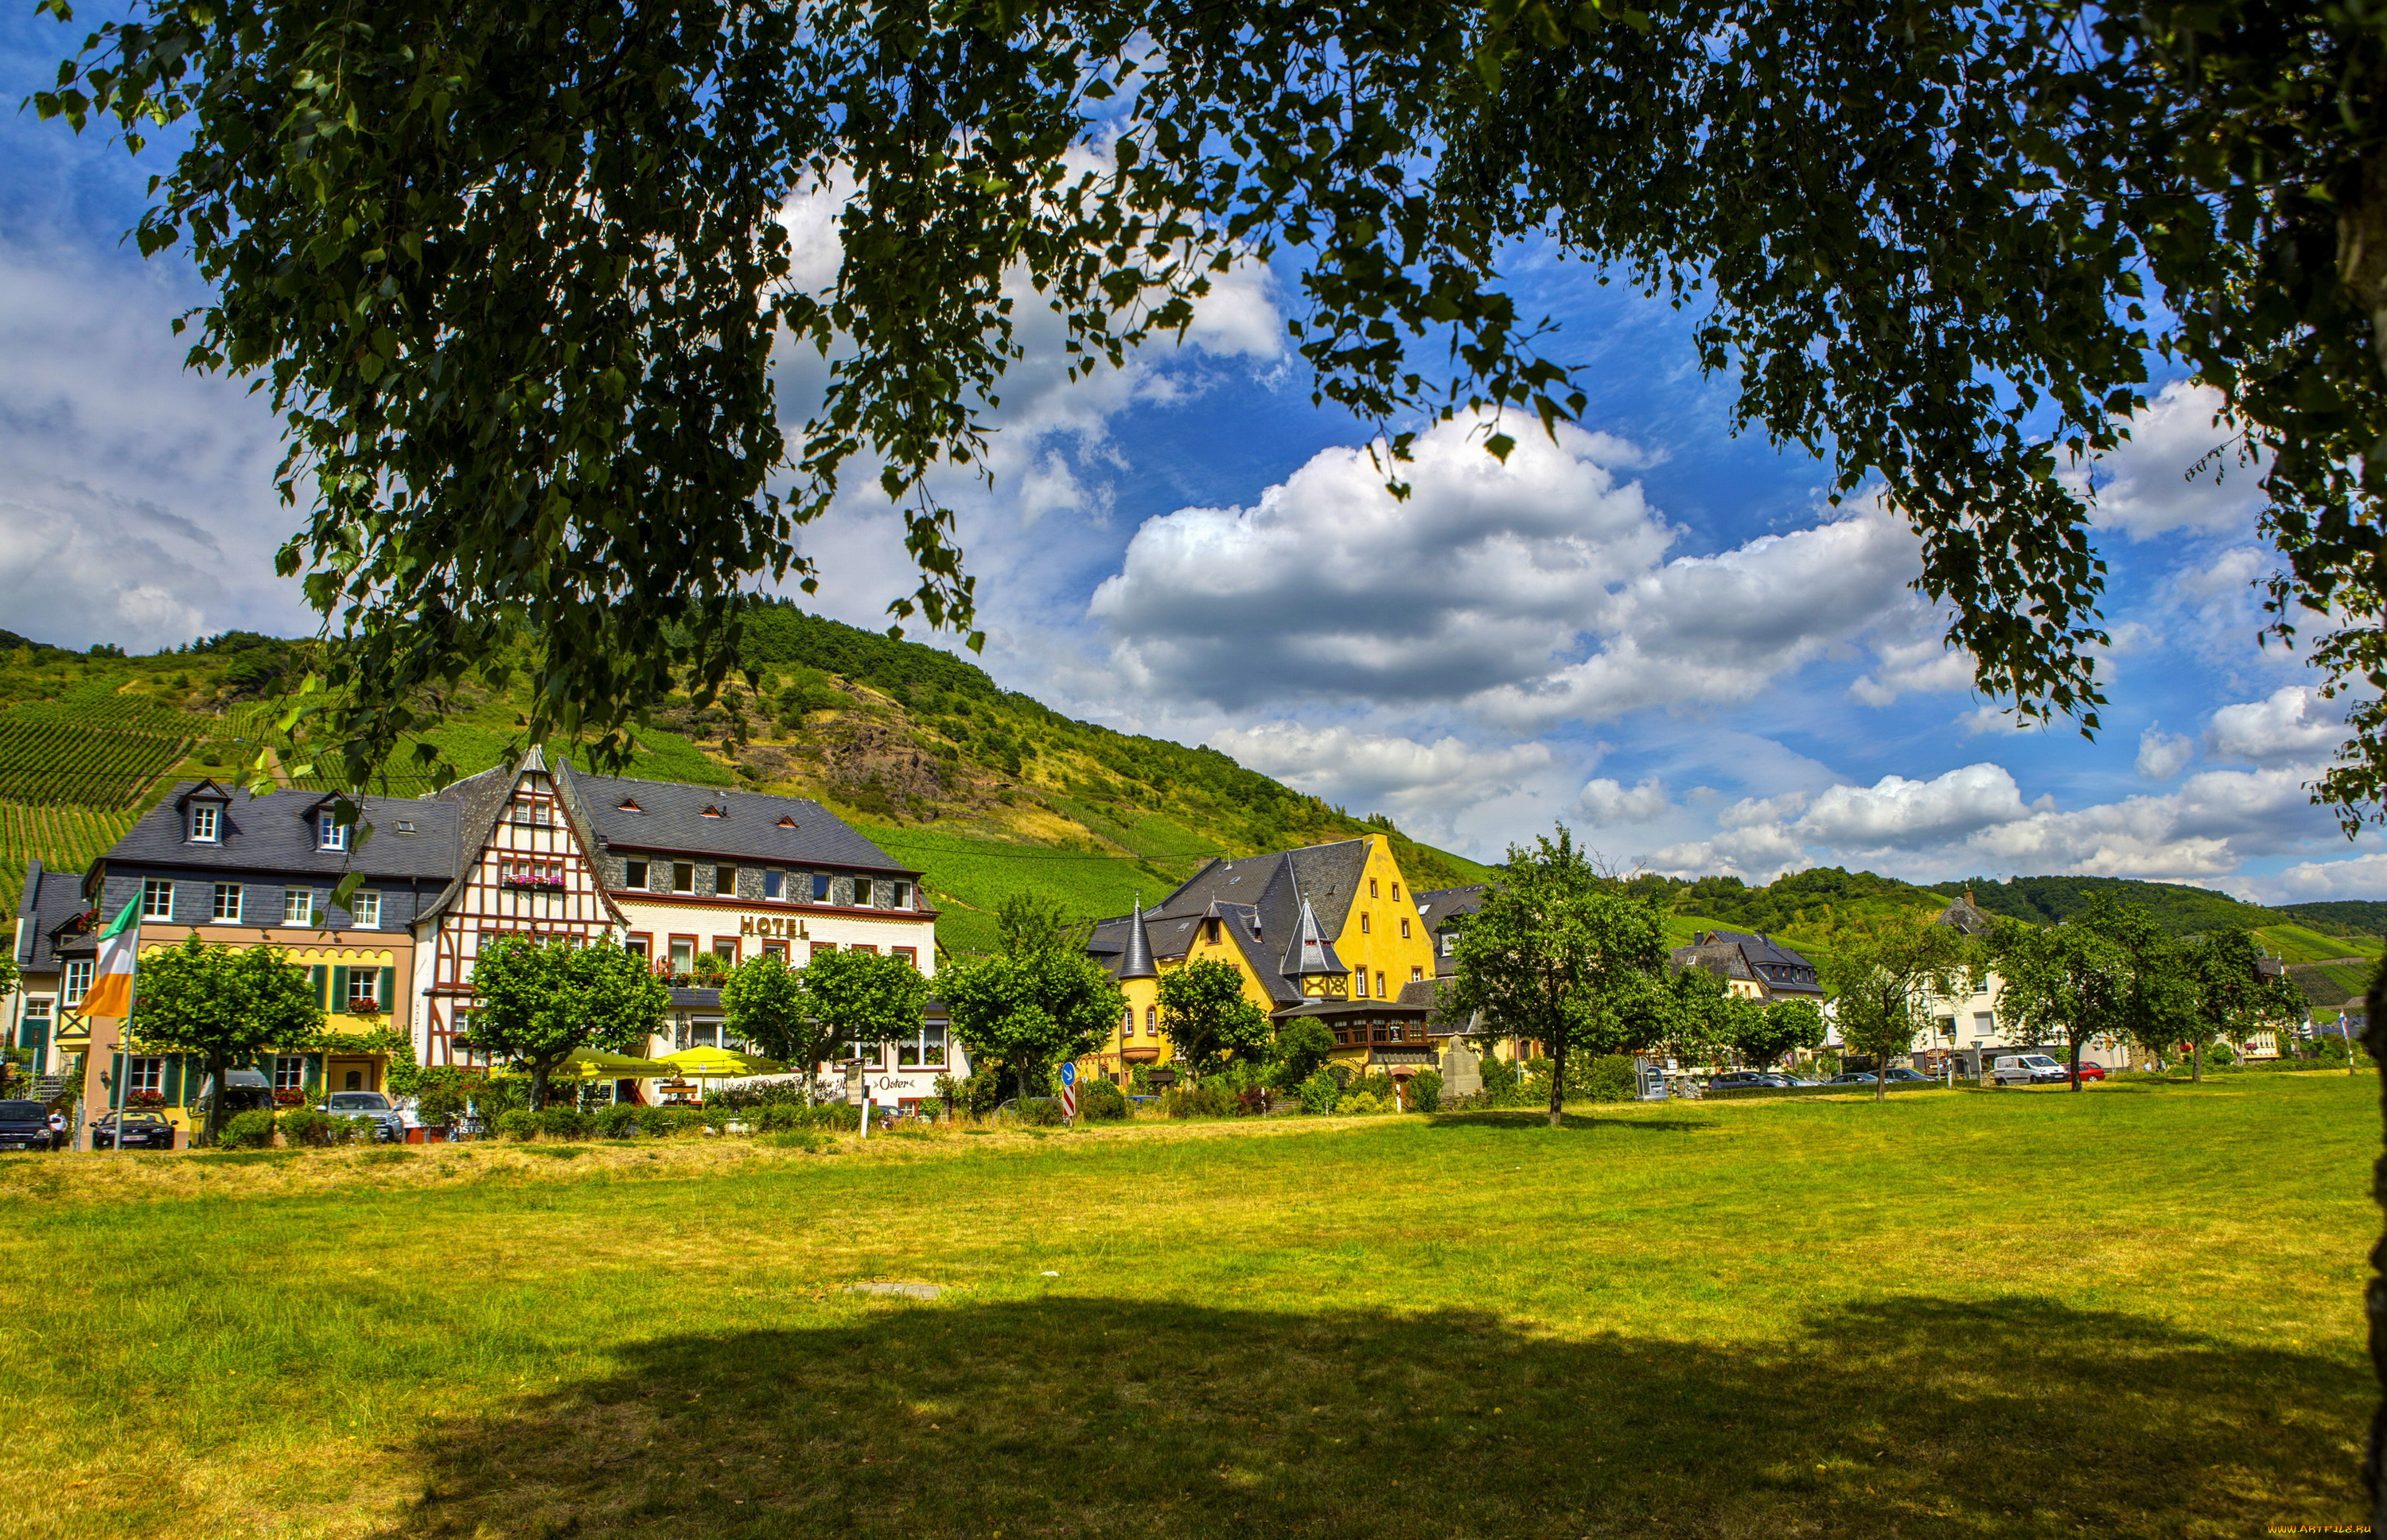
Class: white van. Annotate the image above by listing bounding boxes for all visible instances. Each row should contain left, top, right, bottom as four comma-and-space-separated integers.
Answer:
1992, 1053, 2070, 1087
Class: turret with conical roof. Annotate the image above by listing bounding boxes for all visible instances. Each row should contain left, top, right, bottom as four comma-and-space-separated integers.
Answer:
1280, 895, 1347, 985
1119, 900, 1158, 981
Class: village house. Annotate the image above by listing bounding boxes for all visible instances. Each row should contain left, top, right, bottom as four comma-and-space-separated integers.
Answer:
66, 781, 458, 1134
5, 860, 88, 1088
1668, 928, 1827, 1005
413, 751, 956, 1108
1083, 834, 1443, 1089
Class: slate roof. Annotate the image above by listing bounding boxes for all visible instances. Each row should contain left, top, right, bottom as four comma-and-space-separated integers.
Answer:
1933, 892, 1997, 935
1414, 884, 1489, 975
1086, 838, 1376, 1005
100, 781, 464, 881
1669, 929, 1824, 997
13, 861, 95, 970
1279, 896, 1347, 978
558, 762, 914, 873
1118, 905, 1158, 980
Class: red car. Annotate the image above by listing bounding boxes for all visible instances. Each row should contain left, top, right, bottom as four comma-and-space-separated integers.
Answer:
2071, 1061, 2107, 1083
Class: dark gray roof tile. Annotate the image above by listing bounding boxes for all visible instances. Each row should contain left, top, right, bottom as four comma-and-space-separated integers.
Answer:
104, 781, 464, 881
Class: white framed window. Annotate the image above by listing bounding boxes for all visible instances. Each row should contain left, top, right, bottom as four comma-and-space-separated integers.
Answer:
889, 881, 912, 909
188, 803, 219, 842
854, 877, 874, 907
212, 883, 243, 923
63, 959, 92, 1005
347, 970, 380, 1009
510, 795, 552, 826
317, 811, 348, 851
350, 889, 380, 928
763, 869, 784, 899
625, 859, 649, 889
715, 865, 738, 896
142, 878, 174, 921
274, 1054, 308, 1091
895, 1021, 947, 1070
1442, 933, 1455, 956
127, 1056, 164, 1095
1355, 970, 1369, 998
811, 872, 831, 902
1400, 917, 1411, 939
21, 996, 53, 1024
672, 863, 695, 894
283, 889, 316, 927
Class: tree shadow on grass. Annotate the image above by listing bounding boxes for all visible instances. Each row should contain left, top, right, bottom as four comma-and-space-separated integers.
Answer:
381, 1296, 2363, 1539
1423, 1108, 1712, 1133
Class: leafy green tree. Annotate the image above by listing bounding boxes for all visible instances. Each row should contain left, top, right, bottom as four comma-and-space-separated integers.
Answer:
130, 936, 324, 1144
995, 892, 1092, 959
1821, 919, 1974, 1102
721, 952, 829, 1096
1658, 965, 1737, 1079
1445, 826, 1668, 1129
1732, 998, 1828, 1072
2181, 931, 2311, 1084
939, 950, 1124, 1102
459, 936, 668, 1114
1269, 1018, 1338, 1090
1157, 959, 1273, 1075
798, 946, 933, 1083
1989, 899, 2185, 1091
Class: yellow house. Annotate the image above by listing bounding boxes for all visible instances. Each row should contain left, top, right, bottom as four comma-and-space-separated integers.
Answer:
1083, 834, 1443, 1087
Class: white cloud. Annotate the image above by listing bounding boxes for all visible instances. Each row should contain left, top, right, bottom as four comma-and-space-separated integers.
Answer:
2136, 725, 2194, 780
2069, 381, 2266, 539
2231, 852, 2387, 904
2207, 686, 2343, 766
1578, 776, 1670, 825
1206, 721, 1554, 822
1796, 764, 2035, 846
1091, 414, 1675, 706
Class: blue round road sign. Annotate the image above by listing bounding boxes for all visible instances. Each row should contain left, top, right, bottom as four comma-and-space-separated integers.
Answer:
1059, 1062, 1077, 1087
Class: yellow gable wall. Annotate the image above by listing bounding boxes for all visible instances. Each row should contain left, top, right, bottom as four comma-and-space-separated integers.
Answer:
1087, 836, 1439, 1079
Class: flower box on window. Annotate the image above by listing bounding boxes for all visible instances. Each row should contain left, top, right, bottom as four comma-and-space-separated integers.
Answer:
126, 1089, 165, 1109
501, 873, 567, 890
273, 1087, 306, 1107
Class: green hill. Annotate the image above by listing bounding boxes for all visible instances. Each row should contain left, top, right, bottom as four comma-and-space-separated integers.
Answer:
0, 611, 1497, 955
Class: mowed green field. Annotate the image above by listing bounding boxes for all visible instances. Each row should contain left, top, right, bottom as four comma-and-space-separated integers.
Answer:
0, 1075, 2373, 1539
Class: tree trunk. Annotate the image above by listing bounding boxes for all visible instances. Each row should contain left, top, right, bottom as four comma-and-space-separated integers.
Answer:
1548, 1036, 1567, 1129
203, 1052, 227, 1146
2192, 1040, 2203, 1085
528, 1061, 550, 1117
1873, 1062, 1886, 1104
2359, 966, 2387, 1531
2070, 1038, 2085, 1091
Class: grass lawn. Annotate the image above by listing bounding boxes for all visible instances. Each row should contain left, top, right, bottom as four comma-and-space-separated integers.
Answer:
0, 1074, 2373, 1538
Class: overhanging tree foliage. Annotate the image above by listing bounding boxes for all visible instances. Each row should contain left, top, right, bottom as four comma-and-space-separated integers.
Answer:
130, 936, 324, 1144
796, 945, 933, 1085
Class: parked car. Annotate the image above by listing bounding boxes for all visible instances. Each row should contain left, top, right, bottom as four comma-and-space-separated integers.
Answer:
317, 1091, 404, 1142
1992, 1053, 2071, 1087
0, 1100, 53, 1152
1707, 1070, 1797, 1091
89, 1110, 177, 1150
1827, 1068, 1935, 1085
2072, 1061, 2107, 1083
194, 1068, 278, 1124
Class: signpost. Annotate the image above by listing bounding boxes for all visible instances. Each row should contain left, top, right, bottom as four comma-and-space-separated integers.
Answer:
1059, 1061, 1077, 1123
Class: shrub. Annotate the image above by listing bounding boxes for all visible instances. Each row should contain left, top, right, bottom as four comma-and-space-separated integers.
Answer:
219, 1109, 276, 1149
1007, 1096, 1067, 1126
1407, 1068, 1444, 1114
595, 1103, 642, 1138
1583, 1055, 1638, 1103
495, 1109, 539, 1141
277, 1109, 332, 1147
408, 1068, 475, 1126
535, 1107, 589, 1141
1077, 1079, 1130, 1122
2207, 1043, 2237, 1068
1296, 1070, 1340, 1114
759, 1129, 829, 1152
1334, 1091, 1392, 1115
1163, 1083, 1233, 1119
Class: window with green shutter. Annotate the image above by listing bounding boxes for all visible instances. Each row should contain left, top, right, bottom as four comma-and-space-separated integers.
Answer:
331, 966, 350, 1013
164, 1056, 184, 1104
380, 966, 398, 1021
310, 965, 328, 1009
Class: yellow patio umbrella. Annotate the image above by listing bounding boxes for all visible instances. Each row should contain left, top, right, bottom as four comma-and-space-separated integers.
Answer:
559, 1048, 679, 1079
659, 1046, 788, 1079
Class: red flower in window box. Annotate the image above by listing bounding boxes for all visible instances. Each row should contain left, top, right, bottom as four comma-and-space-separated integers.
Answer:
273, 1087, 306, 1107
126, 1089, 165, 1108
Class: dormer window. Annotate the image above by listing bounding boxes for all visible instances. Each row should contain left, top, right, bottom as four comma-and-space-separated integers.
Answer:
618, 798, 642, 813
189, 803, 219, 843
317, 812, 348, 851
777, 815, 798, 829
701, 803, 726, 819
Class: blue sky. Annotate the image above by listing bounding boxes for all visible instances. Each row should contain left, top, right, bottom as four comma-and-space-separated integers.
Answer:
1, 8, 2376, 901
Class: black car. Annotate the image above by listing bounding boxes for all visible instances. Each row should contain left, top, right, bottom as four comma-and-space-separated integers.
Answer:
1708, 1070, 1797, 1091
89, 1110, 177, 1150
0, 1100, 52, 1152
1828, 1068, 1936, 1085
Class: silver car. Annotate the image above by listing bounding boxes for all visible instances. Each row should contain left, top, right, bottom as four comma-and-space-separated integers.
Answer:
318, 1091, 404, 1141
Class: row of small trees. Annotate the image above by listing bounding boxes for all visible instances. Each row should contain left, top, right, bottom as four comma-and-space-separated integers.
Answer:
1440, 829, 2318, 1124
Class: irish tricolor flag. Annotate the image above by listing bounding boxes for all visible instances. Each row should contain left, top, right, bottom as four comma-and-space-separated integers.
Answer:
80, 896, 139, 1018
